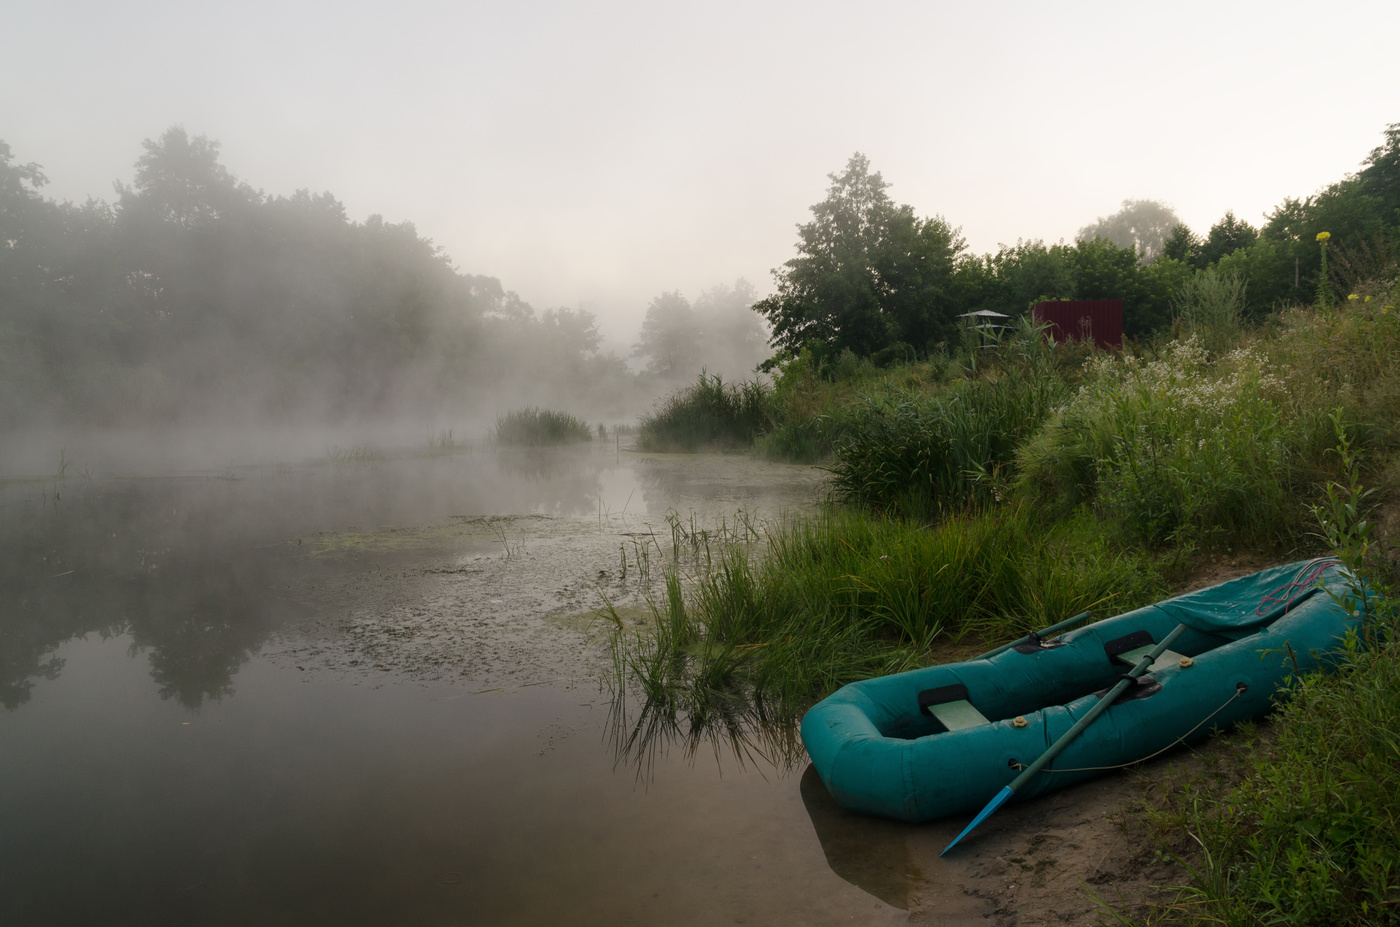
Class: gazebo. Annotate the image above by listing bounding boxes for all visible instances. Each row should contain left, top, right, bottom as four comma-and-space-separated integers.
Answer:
957, 309, 1011, 347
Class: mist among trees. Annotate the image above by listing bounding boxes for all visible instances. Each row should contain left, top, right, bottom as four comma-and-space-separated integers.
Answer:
0, 128, 763, 433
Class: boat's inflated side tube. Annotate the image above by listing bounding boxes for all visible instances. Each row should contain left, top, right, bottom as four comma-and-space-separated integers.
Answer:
801, 561, 1362, 821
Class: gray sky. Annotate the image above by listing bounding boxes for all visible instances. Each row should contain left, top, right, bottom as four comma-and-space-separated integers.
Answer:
6, 0, 1399, 343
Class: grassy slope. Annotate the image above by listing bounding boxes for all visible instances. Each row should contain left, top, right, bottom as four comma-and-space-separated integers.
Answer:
618, 287, 1400, 925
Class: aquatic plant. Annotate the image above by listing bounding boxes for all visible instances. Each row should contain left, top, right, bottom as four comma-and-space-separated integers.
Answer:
491, 407, 592, 446
636, 372, 775, 452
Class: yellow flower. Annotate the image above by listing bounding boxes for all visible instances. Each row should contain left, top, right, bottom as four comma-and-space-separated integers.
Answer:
1348, 293, 1359, 300
1365, 296, 1373, 302
1316, 231, 1331, 241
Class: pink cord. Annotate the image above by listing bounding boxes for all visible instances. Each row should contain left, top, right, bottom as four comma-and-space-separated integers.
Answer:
1256, 559, 1339, 616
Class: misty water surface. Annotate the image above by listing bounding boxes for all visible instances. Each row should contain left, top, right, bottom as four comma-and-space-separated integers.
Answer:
0, 442, 920, 926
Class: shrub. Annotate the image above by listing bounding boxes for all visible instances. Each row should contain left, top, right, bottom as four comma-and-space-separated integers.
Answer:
1017, 337, 1299, 547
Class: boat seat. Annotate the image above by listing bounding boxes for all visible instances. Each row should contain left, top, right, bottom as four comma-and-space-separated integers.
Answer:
927, 700, 990, 731
1113, 644, 1187, 674
917, 683, 991, 731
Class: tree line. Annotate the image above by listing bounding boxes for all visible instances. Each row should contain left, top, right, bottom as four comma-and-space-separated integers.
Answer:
0, 127, 764, 430
756, 125, 1400, 367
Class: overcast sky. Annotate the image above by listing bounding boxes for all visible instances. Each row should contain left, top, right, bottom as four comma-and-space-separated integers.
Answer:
5, 0, 1399, 344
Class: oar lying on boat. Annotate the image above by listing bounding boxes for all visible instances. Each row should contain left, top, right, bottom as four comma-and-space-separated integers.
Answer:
940, 623, 1188, 856
978, 610, 1092, 659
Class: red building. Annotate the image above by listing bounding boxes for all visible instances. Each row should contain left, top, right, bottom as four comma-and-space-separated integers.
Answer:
1030, 300, 1123, 350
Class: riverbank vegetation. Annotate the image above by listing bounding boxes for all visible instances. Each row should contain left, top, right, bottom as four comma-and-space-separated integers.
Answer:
616, 122, 1400, 924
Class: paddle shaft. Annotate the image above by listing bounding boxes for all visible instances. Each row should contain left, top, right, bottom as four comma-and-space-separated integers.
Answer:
1007, 623, 1187, 791
943, 622, 1190, 856
979, 610, 1092, 659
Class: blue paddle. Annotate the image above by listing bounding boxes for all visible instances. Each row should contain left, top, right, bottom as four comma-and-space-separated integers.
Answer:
940, 623, 1188, 856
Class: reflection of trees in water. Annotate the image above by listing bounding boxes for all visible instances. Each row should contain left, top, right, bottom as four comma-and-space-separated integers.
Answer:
0, 481, 299, 711
489, 446, 610, 517
125, 568, 284, 707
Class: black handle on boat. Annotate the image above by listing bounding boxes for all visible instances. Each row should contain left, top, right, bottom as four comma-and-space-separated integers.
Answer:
941, 623, 1189, 857
979, 610, 1092, 659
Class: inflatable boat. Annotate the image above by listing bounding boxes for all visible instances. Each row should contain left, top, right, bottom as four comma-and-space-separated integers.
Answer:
800, 560, 1361, 822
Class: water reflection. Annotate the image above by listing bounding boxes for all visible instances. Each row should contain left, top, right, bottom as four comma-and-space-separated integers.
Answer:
0, 445, 627, 710
609, 687, 806, 778
799, 764, 913, 910
608, 687, 917, 911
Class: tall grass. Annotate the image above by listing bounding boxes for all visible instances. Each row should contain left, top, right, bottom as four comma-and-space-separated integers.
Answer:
1124, 422, 1400, 927
1173, 269, 1247, 353
607, 505, 1166, 723
1016, 336, 1299, 547
830, 370, 1066, 519
491, 407, 593, 445
636, 373, 776, 452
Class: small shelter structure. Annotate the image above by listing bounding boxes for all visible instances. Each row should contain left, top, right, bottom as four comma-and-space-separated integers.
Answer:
1030, 300, 1123, 350
957, 309, 1011, 347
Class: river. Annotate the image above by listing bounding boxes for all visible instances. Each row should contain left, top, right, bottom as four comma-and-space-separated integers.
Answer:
0, 439, 924, 926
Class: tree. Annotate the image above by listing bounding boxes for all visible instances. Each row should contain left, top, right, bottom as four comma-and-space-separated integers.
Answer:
754, 153, 964, 362
1162, 224, 1200, 265
1357, 122, 1400, 223
1076, 199, 1181, 263
633, 290, 701, 378
1198, 211, 1259, 267
692, 279, 769, 378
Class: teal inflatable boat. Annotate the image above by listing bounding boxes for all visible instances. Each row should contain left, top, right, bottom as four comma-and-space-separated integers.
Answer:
801, 560, 1360, 822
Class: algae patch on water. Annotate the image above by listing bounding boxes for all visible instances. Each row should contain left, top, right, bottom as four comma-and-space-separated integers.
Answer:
301, 514, 555, 556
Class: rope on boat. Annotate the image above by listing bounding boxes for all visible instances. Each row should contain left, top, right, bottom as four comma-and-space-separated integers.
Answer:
1256, 557, 1340, 616
1013, 685, 1246, 774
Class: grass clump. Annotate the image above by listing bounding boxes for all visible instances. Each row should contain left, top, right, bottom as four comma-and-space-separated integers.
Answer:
491, 407, 592, 445
608, 505, 1165, 722
830, 371, 1065, 519
636, 372, 775, 452
1016, 336, 1298, 548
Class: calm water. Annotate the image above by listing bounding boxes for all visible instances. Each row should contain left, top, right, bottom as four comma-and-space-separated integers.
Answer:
0, 443, 917, 926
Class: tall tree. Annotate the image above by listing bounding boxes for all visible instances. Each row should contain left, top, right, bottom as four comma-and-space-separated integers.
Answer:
633, 290, 701, 378
1198, 210, 1259, 267
754, 153, 964, 361
1076, 199, 1181, 263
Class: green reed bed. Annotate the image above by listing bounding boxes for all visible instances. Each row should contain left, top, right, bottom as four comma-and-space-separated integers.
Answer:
491, 407, 593, 445
636, 373, 776, 452
607, 505, 1166, 723
830, 370, 1066, 519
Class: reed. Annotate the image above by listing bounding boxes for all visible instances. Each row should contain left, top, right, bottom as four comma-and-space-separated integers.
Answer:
491, 407, 592, 445
636, 373, 776, 452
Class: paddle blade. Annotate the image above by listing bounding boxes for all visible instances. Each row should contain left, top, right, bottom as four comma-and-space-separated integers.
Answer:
940, 785, 1014, 857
